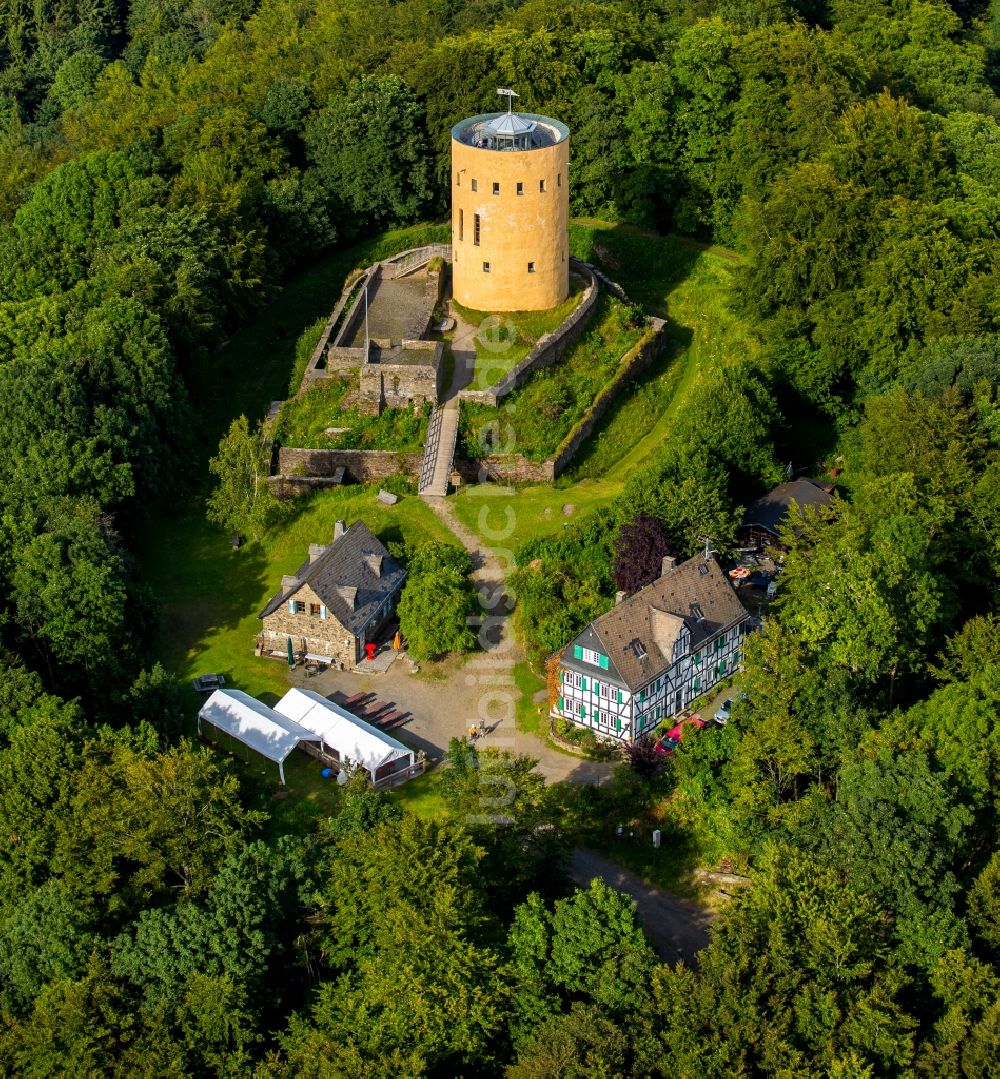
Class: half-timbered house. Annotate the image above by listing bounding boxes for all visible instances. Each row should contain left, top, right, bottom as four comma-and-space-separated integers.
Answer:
553, 553, 751, 742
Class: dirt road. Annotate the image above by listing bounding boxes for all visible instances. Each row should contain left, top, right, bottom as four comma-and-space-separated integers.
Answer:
568, 847, 714, 965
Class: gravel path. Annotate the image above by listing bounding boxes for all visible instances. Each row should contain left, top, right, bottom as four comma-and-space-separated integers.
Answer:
569, 847, 714, 965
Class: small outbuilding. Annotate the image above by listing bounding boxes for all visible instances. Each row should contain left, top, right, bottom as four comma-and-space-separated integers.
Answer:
275, 687, 415, 785
739, 478, 834, 552
197, 689, 315, 784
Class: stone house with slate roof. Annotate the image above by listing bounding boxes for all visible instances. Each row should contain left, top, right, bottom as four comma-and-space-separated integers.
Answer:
258, 520, 406, 669
739, 477, 834, 552
553, 553, 751, 742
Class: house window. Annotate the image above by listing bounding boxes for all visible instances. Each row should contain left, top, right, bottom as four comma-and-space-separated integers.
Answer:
294, 601, 305, 614
527, 261, 535, 273
483, 261, 490, 272
459, 208, 464, 241
516, 181, 524, 195
471, 178, 478, 191
309, 603, 321, 616
539, 179, 546, 192
473, 213, 480, 245
493, 181, 500, 194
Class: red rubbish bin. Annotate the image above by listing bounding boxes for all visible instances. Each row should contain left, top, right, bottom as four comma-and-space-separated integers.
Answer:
365, 642, 377, 661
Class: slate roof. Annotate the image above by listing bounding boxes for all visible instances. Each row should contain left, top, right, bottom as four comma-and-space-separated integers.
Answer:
741, 478, 833, 536
563, 555, 749, 691
259, 522, 405, 636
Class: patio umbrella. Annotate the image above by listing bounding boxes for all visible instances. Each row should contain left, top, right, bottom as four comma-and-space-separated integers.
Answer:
286, 636, 294, 669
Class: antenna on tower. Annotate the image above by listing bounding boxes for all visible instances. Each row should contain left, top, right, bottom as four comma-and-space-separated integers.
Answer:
496, 88, 519, 114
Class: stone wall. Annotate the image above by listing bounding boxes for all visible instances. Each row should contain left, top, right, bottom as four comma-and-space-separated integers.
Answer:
275, 447, 423, 496
456, 259, 599, 407
357, 340, 443, 412
333, 263, 382, 348
260, 581, 357, 668
550, 318, 665, 475
453, 456, 556, 484
455, 317, 665, 485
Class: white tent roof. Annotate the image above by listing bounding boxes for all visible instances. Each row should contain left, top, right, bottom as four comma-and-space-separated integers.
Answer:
198, 689, 315, 764
275, 688, 413, 776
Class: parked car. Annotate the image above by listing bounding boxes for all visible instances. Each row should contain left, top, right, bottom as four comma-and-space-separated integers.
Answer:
714, 698, 734, 724
653, 735, 680, 756
714, 692, 749, 725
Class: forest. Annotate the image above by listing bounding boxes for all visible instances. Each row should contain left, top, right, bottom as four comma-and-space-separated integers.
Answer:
0, 0, 997, 1073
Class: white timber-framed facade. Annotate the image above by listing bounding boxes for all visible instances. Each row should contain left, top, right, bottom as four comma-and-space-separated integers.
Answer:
552, 554, 751, 742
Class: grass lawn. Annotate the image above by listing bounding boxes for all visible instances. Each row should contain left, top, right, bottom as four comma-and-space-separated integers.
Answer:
139, 485, 457, 708
453, 274, 588, 390
386, 766, 449, 818
274, 376, 430, 452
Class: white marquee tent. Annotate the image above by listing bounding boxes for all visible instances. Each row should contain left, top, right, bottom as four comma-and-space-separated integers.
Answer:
198, 689, 316, 784
275, 687, 414, 783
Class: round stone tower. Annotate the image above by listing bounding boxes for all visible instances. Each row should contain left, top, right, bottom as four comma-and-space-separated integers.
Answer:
451, 95, 569, 312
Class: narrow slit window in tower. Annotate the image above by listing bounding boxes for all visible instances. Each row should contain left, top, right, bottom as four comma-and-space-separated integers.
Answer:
493, 181, 500, 195
483, 261, 491, 273
539, 179, 546, 192
473, 213, 480, 246
516, 182, 524, 195
527, 262, 535, 273
471, 178, 477, 191
459, 209, 464, 241
456, 172, 460, 186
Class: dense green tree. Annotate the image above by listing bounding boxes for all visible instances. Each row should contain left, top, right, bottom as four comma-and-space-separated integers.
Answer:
305, 74, 433, 234
206, 415, 277, 543
397, 565, 476, 660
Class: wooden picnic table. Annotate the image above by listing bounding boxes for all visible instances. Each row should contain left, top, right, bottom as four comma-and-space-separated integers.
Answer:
340, 691, 369, 711
382, 713, 411, 731
375, 710, 403, 728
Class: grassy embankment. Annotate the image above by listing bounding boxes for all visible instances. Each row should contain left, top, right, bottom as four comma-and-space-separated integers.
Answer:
452, 274, 588, 389
451, 221, 754, 549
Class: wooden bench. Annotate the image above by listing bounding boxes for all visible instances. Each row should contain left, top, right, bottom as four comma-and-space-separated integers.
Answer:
375, 710, 403, 728
382, 713, 411, 731
339, 691, 369, 711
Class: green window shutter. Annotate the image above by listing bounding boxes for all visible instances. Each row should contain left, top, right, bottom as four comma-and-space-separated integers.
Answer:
558, 696, 564, 710
579, 703, 586, 718
693, 652, 700, 666
599, 654, 609, 670
573, 644, 583, 659
617, 690, 622, 704
581, 677, 588, 691
693, 677, 701, 691
615, 716, 621, 733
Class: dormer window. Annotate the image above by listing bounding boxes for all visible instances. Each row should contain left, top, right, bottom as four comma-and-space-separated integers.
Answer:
629, 638, 648, 659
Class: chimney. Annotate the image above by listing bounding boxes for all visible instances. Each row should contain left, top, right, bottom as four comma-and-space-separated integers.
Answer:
309, 543, 328, 562
334, 520, 346, 541
661, 555, 677, 577
281, 575, 299, 592
614, 590, 628, 606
